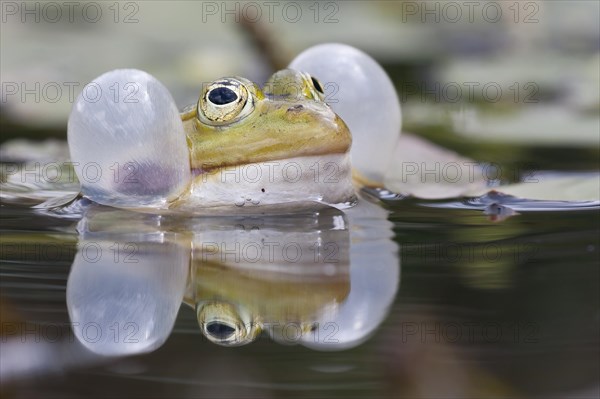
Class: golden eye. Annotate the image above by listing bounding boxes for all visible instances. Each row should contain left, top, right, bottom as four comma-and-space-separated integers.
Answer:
310, 76, 324, 94
197, 78, 254, 125
304, 73, 325, 102
196, 301, 260, 346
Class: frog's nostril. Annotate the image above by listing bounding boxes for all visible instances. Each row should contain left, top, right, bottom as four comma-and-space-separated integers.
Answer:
287, 104, 304, 112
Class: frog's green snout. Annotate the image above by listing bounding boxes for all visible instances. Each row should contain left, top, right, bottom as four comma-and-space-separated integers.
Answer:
183, 72, 352, 171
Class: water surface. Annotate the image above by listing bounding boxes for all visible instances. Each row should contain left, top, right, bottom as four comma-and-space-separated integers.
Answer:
1, 193, 598, 398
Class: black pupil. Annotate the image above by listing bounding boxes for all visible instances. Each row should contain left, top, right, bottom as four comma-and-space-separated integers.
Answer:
311, 76, 324, 93
206, 322, 236, 339
208, 87, 238, 105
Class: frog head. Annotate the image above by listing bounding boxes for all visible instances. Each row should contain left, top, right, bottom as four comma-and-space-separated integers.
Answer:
175, 69, 356, 210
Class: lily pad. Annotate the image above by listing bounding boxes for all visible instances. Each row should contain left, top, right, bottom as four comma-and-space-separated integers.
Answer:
384, 134, 488, 199
384, 134, 600, 202
473, 173, 600, 202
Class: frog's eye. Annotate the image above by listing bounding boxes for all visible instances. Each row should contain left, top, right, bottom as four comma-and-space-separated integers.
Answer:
310, 76, 324, 94
196, 301, 260, 346
198, 78, 254, 125
304, 73, 325, 102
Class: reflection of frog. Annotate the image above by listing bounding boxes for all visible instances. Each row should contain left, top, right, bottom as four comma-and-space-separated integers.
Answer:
184, 209, 351, 346
66, 199, 399, 354
190, 262, 349, 346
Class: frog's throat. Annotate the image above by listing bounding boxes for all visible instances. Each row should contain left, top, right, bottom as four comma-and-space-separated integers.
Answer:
172, 153, 356, 210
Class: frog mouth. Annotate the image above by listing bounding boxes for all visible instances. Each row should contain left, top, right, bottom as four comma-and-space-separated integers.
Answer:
184, 102, 352, 173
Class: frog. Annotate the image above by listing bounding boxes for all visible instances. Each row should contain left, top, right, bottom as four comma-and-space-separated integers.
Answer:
64, 43, 405, 213
61, 66, 364, 213
173, 69, 357, 211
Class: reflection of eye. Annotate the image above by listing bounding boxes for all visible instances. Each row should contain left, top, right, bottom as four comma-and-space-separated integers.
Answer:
196, 301, 260, 346
310, 76, 324, 94
198, 78, 254, 125
205, 321, 236, 340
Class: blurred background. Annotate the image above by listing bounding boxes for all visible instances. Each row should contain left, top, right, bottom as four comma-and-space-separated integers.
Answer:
1, 0, 599, 173
1, 1, 599, 398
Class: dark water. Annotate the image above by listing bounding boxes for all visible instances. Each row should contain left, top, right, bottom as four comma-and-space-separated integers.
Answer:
1, 192, 598, 399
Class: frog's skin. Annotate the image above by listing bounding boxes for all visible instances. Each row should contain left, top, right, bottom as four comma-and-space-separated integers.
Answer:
172, 69, 357, 211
